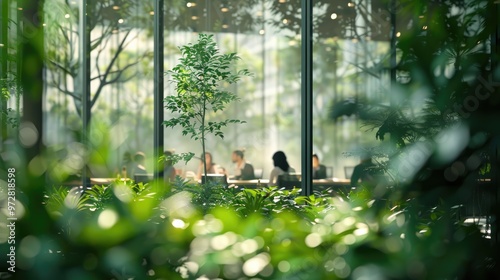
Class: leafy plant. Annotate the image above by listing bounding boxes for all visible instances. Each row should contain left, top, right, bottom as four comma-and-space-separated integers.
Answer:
84, 184, 114, 211
44, 185, 89, 215
163, 33, 252, 175
1, 77, 21, 129
329, 0, 497, 188
169, 181, 239, 214
35, 174, 494, 280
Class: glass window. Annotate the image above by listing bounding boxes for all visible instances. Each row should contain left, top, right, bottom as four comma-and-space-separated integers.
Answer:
41, 0, 394, 181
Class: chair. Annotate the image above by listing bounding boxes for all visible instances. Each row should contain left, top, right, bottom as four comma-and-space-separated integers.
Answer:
326, 166, 334, 178
201, 174, 228, 186
134, 174, 154, 184
344, 166, 354, 179
254, 168, 264, 179
277, 173, 301, 190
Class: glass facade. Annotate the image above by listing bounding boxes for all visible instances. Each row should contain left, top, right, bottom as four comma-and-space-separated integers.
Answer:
38, 0, 394, 182
1, 2, 499, 278
2, 0, 497, 184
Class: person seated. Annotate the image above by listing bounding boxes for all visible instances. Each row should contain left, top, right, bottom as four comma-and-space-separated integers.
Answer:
231, 149, 255, 180
132, 151, 148, 176
312, 153, 328, 179
269, 151, 296, 185
162, 150, 177, 182
196, 152, 224, 180
350, 154, 376, 187
119, 151, 135, 178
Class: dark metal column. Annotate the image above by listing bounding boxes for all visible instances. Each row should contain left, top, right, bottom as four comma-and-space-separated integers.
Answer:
79, 0, 90, 187
19, 0, 44, 165
154, 0, 164, 181
491, 0, 500, 247
389, 0, 397, 103
301, 0, 313, 196
261, 0, 266, 157
0, 0, 8, 146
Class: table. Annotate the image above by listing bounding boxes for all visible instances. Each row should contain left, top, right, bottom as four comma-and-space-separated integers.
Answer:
62, 177, 131, 186
227, 178, 351, 189
63, 177, 352, 193
227, 179, 269, 188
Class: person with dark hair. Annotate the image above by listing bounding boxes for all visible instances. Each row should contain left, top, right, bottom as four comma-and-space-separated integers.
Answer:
163, 150, 177, 182
312, 154, 328, 179
350, 154, 376, 187
132, 151, 148, 176
231, 149, 255, 180
196, 152, 223, 180
269, 151, 295, 184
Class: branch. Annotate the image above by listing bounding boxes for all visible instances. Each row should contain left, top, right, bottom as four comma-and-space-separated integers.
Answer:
57, 23, 71, 47
49, 75, 80, 101
48, 60, 76, 77
93, 26, 121, 80
90, 29, 132, 107
91, 24, 114, 52
100, 61, 139, 85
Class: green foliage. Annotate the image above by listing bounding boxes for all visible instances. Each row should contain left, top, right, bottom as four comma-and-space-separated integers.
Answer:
169, 181, 239, 214
84, 184, 114, 211
164, 33, 252, 169
34, 181, 493, 279
231, 187, 302, 217
44, 185, 89, 216
1, 78, 20, 129
12, 1, 499, 279
329, 0, 498, 188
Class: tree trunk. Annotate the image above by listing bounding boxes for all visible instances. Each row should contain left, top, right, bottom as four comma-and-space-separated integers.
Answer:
17, 1, 63, 279
202, 95, 207, 180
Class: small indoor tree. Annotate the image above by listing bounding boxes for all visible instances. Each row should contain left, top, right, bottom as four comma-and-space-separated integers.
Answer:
164, 34, 251, 178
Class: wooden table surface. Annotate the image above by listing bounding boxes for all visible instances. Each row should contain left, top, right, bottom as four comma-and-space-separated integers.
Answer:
62, 177, 351, 190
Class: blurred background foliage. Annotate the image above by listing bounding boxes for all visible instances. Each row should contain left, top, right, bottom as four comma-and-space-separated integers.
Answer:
0, 0, 499, 279
5, 179, 491, 279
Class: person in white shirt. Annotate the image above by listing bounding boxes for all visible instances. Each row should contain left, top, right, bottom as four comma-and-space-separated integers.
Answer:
269, 151, 295, 185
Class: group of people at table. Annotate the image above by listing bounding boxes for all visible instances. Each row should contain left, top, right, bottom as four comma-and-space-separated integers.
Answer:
192, 150, 331, 185
122, 150, 331, 185
121, 149, 374, 188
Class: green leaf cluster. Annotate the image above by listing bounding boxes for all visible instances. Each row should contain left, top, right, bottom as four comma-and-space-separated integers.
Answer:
163, 33, 252, 167
33, 181, 492, 279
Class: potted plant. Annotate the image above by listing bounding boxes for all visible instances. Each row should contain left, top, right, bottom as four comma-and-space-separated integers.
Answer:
163, 34, 252, 178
